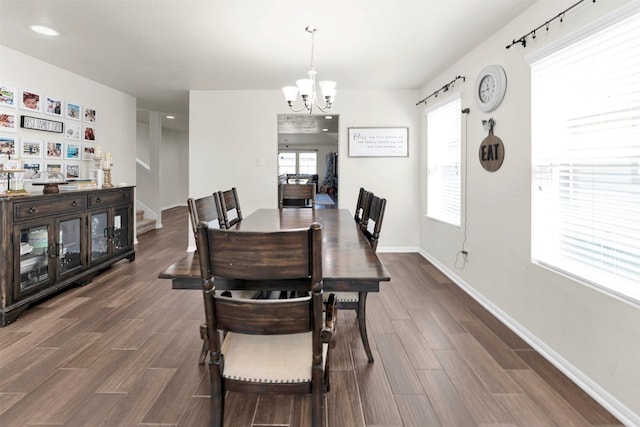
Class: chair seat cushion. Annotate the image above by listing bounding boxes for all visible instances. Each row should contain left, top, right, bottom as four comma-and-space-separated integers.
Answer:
221, 332, 326, 383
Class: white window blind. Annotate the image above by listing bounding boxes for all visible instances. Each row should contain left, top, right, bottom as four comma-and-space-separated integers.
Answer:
427, 97, 461, 226
530, 10, 640, 302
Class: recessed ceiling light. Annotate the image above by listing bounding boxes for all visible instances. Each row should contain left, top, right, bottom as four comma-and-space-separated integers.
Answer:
324, 116, 333, 120
165, 115, 175, 119
322, 128, 329, 132
29, 25, 60, 37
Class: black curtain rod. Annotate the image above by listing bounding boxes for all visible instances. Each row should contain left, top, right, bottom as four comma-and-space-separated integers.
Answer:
416, 75, 465, 106
506, 0, 596, 49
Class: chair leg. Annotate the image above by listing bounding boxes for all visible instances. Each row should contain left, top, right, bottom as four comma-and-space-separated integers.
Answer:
198, 323, 208, 365
357, 292, 374, 363
209, 359, 224, 426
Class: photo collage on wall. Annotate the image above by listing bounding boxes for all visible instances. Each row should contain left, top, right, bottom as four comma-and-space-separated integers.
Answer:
0, 83, 99, 189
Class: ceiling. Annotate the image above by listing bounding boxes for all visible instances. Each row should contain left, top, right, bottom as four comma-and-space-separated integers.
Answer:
0, 0, 536, 133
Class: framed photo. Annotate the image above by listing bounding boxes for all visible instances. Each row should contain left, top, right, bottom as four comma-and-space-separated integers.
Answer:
83, 125, 96, 141
65, 122, 81, 140
83, 106, 96, 123
44, 95, 63, 117
0, 135, 16, 156
65, 162, 80, 180
0, 110, 17, 132
0, 85, 17, 108
65, 142, 81, 160
45, 140, 63, 159
65, 102, 81, 120
45, 162, 63, 174
82, 143, 96, 160
21, 89, 42, 113
22, 161, 42, 179
21, 138, 43, 158
348, 127, 409, 157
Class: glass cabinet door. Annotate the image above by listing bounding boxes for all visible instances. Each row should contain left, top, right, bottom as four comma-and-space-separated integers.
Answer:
112, 206, 130, 254
90, 211, 109, 263
17, 223, 51, 294
58, 216, 84, 276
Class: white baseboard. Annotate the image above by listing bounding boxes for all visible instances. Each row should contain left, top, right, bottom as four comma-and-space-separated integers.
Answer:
417, 248, 639, 427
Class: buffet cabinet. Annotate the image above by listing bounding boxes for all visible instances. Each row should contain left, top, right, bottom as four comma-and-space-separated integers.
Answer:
0, 186, 135, 326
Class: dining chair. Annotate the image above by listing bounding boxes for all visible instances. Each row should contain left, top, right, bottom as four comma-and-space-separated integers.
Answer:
187, 193, 225, 365
354, 187, 372, 227
360, 194, 387, 252
195, 222, 337, 427
279, 183, 316, 208
216, 187, 243, 228
330, 192, 386, 363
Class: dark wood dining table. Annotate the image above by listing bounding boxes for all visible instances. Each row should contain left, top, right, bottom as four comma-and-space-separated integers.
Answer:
158, 208, 390, 361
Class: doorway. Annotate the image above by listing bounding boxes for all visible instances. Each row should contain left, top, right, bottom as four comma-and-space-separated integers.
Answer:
277, 114, 339, 207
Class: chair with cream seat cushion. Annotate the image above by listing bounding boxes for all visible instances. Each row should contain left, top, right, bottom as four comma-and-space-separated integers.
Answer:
195, 222, 336, 427
216, 187, 243, 228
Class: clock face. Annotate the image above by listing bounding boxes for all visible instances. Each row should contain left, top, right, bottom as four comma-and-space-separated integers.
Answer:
479, 75, 496, 103
475, 65, 507, 113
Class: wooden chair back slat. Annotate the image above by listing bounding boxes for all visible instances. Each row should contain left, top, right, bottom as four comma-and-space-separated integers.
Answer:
361, 194, 386, 252
214, 296, 312, 334
217, 187, 243, 228
279, 183, 316, 208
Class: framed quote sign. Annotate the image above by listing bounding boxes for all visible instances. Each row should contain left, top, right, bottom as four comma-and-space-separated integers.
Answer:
348, 127, 408, 157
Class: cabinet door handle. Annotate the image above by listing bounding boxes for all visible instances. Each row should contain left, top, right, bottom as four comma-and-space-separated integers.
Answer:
121, 194, 127, 200
49, 243, 57, 258
28, 206, 38, 214
95, 197, 102, 204
71, 200, 78, 207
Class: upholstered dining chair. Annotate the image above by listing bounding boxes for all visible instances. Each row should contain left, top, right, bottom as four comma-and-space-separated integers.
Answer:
354, 187, 372, 227
279, 183, 316, 208
187, 193, 225, 365
360, 194, 387, 252
329, 192, 387, 363
216, 187, 243, 228
195, 222, 337, 427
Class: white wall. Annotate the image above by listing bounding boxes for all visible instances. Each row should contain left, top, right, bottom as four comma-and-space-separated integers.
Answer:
417, 0, 639, 423
159, 127, 188, 209
0, 46, 136, 188
189, 89, 420, 250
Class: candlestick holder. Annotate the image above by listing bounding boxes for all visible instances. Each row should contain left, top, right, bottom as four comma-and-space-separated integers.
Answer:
102, 161, 113, 189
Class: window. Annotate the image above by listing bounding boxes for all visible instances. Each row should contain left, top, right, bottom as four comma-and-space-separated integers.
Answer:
278, 151, 317, 175
530, 8, 640, 302
427, 96, 461, 226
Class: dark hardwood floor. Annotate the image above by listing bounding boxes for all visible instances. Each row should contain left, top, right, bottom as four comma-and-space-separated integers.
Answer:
0, 206, 623, 426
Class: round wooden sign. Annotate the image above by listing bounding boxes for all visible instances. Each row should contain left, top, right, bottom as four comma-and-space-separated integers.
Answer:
479, 130, 504, 172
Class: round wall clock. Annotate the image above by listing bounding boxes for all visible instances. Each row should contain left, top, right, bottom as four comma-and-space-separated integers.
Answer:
475, 64, 507, 113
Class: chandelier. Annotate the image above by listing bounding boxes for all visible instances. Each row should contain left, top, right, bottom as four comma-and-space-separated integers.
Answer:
282, 26, 336, 114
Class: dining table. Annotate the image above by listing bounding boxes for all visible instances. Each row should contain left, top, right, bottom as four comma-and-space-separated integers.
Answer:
158, 208, 391, 361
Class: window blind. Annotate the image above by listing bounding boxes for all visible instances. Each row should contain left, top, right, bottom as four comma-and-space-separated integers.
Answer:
427, 97, 461, 226
530, 10, 640, 302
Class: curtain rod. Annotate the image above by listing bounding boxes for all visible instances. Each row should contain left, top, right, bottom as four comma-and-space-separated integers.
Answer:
416, 75, 465, 106
506, 0, 596, 49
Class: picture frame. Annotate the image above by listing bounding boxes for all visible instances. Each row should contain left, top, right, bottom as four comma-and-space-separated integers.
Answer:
45, 162, 63, 174
83, 125, 96, 142
21, 138, 43, 158
0, 85, 17, 108
0, 136, 16, 156
65, 142, 81, 160
348, 127, 409, 157
22, 161, 42, 179
0, 110, 17, 132
65, 102, 81, 120
45, 140, 63, 159
20, 89, 42, 113
44, 95, 63, 117
20, 115, 64, 133
82, 143, 96, 160
65, 162, 80, 180
83, 106, 97, 123
65, 122, 81, 140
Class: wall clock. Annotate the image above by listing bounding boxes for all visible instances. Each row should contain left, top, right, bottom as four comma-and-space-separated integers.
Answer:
475, 64, 507, 113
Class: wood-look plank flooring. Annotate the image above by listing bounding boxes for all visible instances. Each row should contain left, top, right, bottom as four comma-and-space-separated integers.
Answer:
0, 206, 623, 426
